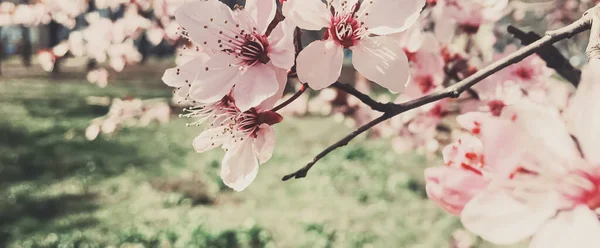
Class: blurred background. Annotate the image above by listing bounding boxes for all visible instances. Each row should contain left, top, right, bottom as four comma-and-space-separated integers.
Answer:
0, 0, 594, 247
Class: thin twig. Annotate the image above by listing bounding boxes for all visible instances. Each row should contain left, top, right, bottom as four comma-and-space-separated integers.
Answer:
271, 83, 309, 112
282, 8, 596, 181
331, 81, 392, 112
507, 25, 581, 86
282, 113, 393, 180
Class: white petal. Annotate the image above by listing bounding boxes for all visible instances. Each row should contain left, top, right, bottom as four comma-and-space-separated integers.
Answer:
351, 36, 409, 93
245, 0, 276, 34
162, 57, 207, 87
361, 0, 425, 35
461, 186, 558, 245
193, 126, 227, 153
530, 206, 600, 248
296, 40, 344, 90
232, 63, 279, 112
267, 19, 296, 70
174, 0, 236, 50
188, 53, 239, 103
221, 140, 260, 191
566, 58, 600, 164
254, 124, 276, 164
281, 0, 330, 31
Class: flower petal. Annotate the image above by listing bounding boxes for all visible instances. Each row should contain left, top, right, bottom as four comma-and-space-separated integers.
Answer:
425, 166, 488, 216
504, 99, 579, 175
281, 0, 330, 31
530, 206, 600, 248
267, 19, 296, 70
254, 124, 276, 164
256, 67, 289, 110
566, 58, 600, 164
174, 0, 236, 51
360, 0, 425, 35
461, 185, 558, 245
296, 39, 344, 90
221, 140, 259, 191
193, 126, 227, 153
351, 36, 409, 93
232, 63, 279, 112
188, 53, 239, 103
162, 57, 208, 87
245, 0, 276, 34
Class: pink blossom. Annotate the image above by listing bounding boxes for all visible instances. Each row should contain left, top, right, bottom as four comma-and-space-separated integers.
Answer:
284, 0, 425, 92
177, 63, 288, 191
184, 96, 282, 191
169, 0, 295, 111
459, 60, 600, 247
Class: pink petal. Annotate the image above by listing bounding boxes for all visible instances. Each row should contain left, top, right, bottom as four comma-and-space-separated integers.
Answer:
232, 63, 279, 112
461, 185, 558, 245
504, 100, 579, 175
281, 0, 330, 31
188, 53, 239, 103
530, 206, 600, 248
425, 166, 487, 216
253, 124, 276, 164
479, 118, 526, 178
245, 0, 276, 34
566, 58, 600, 164
296, 40, 344, 90
351, 36, 409, 93
256, 67, 289, 110
360, 0, 425, 35
221, 140, 260, 191
193, 126, 227, 153
174, 0, 236, 51
267, 19, 296, 70
162, 57, 207, 87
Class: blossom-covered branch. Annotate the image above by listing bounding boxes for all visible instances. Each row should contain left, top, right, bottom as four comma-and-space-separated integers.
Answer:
282, 4, 598, 181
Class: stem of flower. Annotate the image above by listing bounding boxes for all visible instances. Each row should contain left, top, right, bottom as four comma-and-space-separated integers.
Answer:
271, 83, 309, 112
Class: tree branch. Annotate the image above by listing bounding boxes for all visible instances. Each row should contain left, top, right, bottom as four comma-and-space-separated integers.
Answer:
282, 113, 393, 180
331, 81, 393, 112
507, 25, 581, 86
282, 7, 596, 181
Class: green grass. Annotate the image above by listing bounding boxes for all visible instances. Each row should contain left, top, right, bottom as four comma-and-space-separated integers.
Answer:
0, 77, 511, 247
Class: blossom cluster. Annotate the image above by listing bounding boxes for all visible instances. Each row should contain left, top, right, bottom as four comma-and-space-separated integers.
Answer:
163, 0, 425, 191
85, 97, 171, 141
426, 59, 600, 247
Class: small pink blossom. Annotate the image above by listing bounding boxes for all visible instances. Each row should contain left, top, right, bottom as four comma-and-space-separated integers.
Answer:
184, 95, 281, 191
168, 0, 295, 111
285, 0, 425, 92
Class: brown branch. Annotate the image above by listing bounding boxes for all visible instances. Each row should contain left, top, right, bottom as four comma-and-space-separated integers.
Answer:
282, 113, 393, 180
507, 25, 581, 86
331, 81, 393, 112
282, 7, 596, 181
